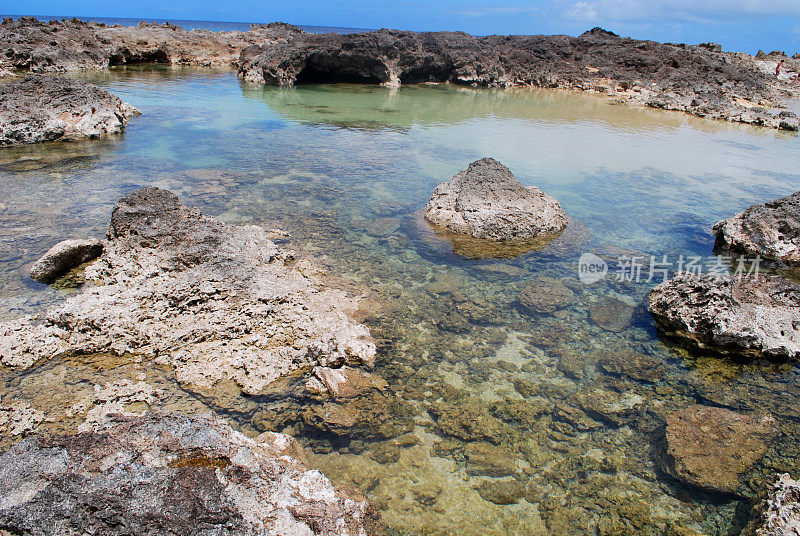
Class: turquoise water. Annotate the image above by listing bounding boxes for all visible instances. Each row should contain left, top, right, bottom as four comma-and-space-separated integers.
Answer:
1, 66, 800, 535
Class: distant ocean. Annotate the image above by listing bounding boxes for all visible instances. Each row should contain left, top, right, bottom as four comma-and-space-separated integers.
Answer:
1, 14, 372, 34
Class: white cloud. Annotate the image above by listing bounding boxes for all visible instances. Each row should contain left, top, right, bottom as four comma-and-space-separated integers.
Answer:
559, 0, 800, 23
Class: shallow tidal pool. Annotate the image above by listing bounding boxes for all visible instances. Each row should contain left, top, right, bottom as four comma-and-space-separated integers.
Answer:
2, 65, 800, 536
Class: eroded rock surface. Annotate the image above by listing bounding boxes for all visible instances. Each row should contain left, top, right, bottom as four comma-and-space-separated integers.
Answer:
746, 473, 800, 536
28, 237, 104, 283
0, 187, 376, 395
0, 412, 377, 536
238, 27, 797, 129
661, 405, 777, 494
0, 75, 139, 146
648, 273, 800, 359
0, 17, 301, 72
425, 158, 566, 242
713, 190, 800, 264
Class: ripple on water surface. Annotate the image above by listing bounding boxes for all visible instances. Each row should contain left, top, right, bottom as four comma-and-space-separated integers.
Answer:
1, 66, 800, 536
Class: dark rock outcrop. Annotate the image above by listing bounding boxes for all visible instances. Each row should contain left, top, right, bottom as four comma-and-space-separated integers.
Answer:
660, 405, 777, 494
648, 273, 800, 359
0, 74, 139, 145
424, 158, 566, 241
713, 190, 800, 264
28, 238, 103, 283
0, 17, 298, 72
238, 27, 797, 130
0, 412, 378, 536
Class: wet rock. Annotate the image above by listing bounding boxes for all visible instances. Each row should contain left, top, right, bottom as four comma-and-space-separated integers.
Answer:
661, 405, 778, 494
513, 377, 540, 398
0, 412, 377, 535
517, 276, 576, 315
69, 379, 156, 432
0, 187, 377, 394
476, 479, 526, 505
301, 391, 413, 440
574, 388, 646, 427
308, 366, 388, 399
713, 190, 800, 264
424, 158, 566, 241
463, 442, 517, 477
369, 442, 401, 464
429, 399, 507, 444
411, 482, 442, 506
556, 352, 587, 380
745, 473, 800, 536
588, 296, 634, 333
0, 75, 139, 146
598, 349, 666, 383
648, 273, 800, 360
27, 238, 103, 283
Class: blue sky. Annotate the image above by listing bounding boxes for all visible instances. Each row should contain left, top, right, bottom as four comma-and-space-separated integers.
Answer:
5, 0, 800, 55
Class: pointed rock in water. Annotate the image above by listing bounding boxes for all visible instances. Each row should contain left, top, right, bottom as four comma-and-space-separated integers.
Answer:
0, 75, 139, 146
28, 238, 103, 283
0, 187, 376, 394
713, 190, 800, 264
648, 273, 800, 360
745, 473, 800, 536
0, 413, 378, 536
660, 405, 777, 494
424, 158, 567, 241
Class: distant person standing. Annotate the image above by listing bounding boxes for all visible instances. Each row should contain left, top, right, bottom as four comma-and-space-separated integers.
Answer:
776, 59, 784, 77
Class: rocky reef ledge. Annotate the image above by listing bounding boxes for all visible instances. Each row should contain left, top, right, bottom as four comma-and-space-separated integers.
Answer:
0, 412, 377, 535
648, 273, 800, 360
714, 190, 800, 264
0, 187, 376, 396
0, 74, 139, 146
238, 27, 800, 131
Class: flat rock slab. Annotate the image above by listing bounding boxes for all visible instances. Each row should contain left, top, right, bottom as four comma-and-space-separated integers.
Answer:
713, 190, 800, 264
0, 75, 139, 146
425, 158, 566, 242
0, 412, 376, 536
588, 296, 634, 333
648, 273, 800, 360
517, 276, 576, 314
0, 187, 376, 396
28, 238, 103, 283
662, 405, 777, 494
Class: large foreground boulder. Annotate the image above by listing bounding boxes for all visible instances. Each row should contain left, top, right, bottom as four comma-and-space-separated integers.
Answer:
424, 158, 567, 241
0, 412, 377, 535
648, 273, 800, 359
713, 191, 800, 264
0, 187, 376, 395
660, 405, 777, 494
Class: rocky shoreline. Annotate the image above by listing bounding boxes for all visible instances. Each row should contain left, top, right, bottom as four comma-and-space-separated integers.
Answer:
0, 74, 139, 145
1, 18, 798, 130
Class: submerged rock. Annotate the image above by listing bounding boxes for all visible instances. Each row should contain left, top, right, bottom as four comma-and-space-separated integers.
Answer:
28, 238, 103, 283
517, 276, 576, 315
745, 473, 800, 536
463, 442, 518, 477
713, 190, 800, 264
0, 75, 139, 146
424, 158, 566, 242
0, 187, 376, 395
0, 412, 377, 535
648, 273, 800, 360
588, 296, 634, 333
660, 405, 777, 494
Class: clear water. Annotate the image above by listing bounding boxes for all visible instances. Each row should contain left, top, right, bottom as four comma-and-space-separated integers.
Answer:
2, 66, 800, 535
